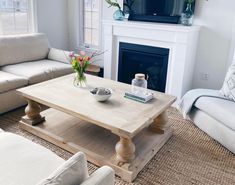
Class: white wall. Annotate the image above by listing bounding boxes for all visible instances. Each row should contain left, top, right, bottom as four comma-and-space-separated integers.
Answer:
102, 0, 235, 90
227, 18, 235, 68
67, 0, 80, 51
36, 0, 69, 50
193, 0, 235, 89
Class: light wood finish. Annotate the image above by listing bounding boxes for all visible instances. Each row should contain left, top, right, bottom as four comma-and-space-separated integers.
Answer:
20, 108, 173, 182
17, 74, 176, 182
115, 137, 135, 163
17, 74, 176, 138
150, 111, 170, 134
23, 99, 45, 126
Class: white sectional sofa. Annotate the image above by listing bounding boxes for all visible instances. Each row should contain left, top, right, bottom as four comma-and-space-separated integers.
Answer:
0, 33, 73, 114
0, 129, 115, 185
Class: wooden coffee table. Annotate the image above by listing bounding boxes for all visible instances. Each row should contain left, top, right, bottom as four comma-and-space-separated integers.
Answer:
17, 74, 176, 182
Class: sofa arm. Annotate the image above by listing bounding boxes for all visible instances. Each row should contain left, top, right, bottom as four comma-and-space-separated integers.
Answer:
81, 166, 115, 185
48, 48, 71, 64
37, 152, 89, 185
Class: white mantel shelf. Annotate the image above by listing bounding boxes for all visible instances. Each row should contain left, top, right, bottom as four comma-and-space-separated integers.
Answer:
102, 19, 200, 103
103, 19, 198, 32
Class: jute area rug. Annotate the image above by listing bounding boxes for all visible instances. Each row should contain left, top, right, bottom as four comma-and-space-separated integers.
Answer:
0, 107, 234, 185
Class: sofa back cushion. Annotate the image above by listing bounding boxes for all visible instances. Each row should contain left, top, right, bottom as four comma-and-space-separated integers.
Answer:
48, 48, 71, 64
0, 33, 49, 67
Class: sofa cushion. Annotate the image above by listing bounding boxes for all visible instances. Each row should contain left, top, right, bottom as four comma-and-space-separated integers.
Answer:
0, 90, 27, 114
0, 132, 64, 185
194, 97, 235, 131
0, 71, 28, 93
1, 60, 73, 85
48, 48, 71, 64
0, 33, 49, 67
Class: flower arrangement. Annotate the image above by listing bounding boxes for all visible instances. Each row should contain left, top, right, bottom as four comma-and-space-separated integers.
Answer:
69, 51, 101, 87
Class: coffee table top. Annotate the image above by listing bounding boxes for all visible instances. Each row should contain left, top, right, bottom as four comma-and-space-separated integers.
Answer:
17, 74, 176, 138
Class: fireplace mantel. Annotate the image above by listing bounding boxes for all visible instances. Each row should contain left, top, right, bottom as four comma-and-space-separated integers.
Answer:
102, 20, 200, 102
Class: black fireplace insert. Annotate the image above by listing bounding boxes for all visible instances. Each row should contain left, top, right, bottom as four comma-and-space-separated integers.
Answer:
118, 42, 169, 92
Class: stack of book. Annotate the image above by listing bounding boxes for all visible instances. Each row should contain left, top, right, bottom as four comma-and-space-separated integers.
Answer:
124, 91, 154, 103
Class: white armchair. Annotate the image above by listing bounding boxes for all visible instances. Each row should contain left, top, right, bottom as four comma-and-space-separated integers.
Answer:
37, 152, 115, 185
0, 130, 115, 185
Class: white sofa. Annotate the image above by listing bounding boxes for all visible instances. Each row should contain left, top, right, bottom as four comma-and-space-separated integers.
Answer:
0, 129, 115, 185
0, 33, 73, 114
188, 94, 235, 154
185, 60, 235, 154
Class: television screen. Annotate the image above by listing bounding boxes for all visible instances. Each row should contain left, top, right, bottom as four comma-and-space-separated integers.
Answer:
123, 0, 196, 23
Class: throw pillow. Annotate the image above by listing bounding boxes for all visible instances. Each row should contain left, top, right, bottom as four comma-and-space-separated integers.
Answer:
37, 152, 89, 185
220, 63, 235, 101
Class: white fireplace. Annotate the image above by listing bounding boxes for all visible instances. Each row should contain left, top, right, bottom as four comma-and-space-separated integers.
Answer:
103, 20, 200, 102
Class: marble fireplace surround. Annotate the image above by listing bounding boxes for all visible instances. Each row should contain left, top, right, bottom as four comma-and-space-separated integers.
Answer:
103, 20, 200, 102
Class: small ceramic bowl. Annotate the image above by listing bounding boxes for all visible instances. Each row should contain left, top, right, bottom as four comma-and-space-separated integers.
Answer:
90, 87, 112, 102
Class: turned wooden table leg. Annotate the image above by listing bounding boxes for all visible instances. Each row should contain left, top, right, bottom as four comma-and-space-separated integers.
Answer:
115, 137, 136, 163
23, 99, 45, 126
150, 111, 170, 134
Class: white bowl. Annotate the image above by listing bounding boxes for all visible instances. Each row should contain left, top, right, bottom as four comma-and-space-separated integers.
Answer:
90, 88, 112, 102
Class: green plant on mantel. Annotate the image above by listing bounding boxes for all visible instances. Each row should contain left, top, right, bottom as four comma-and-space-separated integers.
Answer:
105, 0, 121, 10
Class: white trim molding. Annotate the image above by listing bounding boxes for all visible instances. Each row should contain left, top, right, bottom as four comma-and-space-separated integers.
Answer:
102, 20, 200, 102
30, 0, 37, 33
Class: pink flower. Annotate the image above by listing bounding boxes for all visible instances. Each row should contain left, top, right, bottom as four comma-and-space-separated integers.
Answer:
69, 52, 74, 58
80, 50, 86, 56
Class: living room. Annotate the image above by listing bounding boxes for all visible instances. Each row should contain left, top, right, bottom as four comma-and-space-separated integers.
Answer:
0, 0, 234, 185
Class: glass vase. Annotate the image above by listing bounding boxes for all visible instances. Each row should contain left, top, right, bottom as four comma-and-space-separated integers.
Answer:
113, 9, 125, 21
74, 72, 87, 88
181, 3, 194, 26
